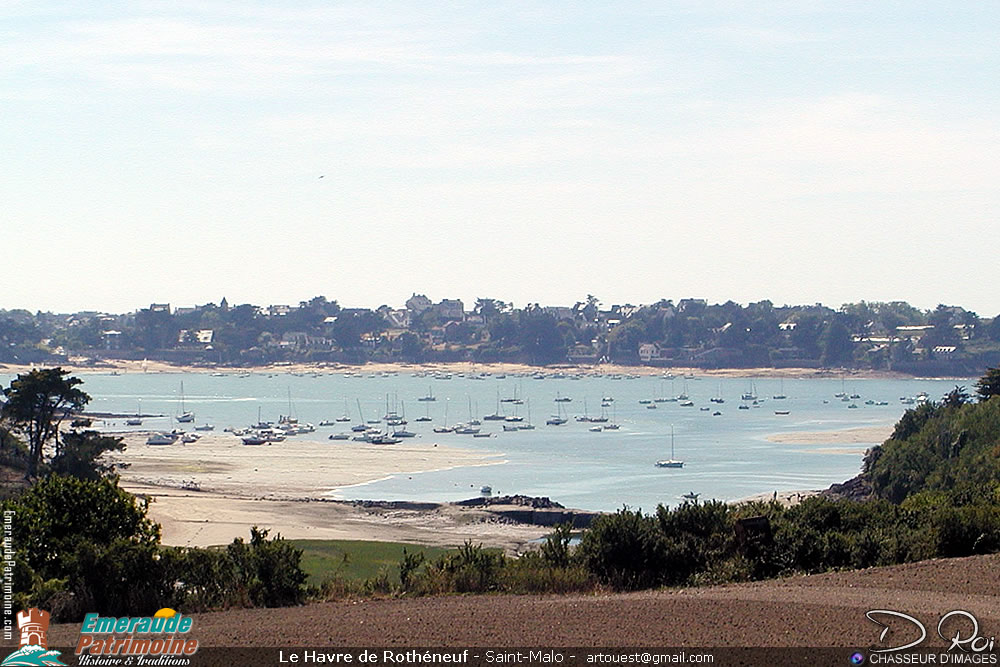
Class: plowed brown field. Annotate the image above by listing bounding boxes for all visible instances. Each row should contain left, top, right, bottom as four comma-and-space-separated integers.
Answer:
43, 553, 1000, 649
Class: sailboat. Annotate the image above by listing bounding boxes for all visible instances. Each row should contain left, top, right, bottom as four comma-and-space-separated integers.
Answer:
772, 378, 787, 400
656, 426, 684, 468
653, 380, 671, 403
351, 399, 368, 432
483, 390, 505, 421
415, 399, 433, 422
433, 400, 454, 433
126, 399, 143, 426
176, 382, 194, 423
391, 403, 417, 437
417, 386, 436, 402
603, 402, 620, 430
336, 398, 352, 422
834, 377, 847, 398
545, 398, 567, 425
280, 388, 299, 425
518, 399, 535, 430
467, 398, 481, 426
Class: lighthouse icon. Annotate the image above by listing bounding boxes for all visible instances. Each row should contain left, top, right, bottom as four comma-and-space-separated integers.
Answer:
17, 608, 49, 649
1, 608, 64, 666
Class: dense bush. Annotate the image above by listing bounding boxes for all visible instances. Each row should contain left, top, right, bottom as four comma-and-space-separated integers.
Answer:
0, 476, 307, 619
378, 537, 593, 598
576, 507, 666, 591
571, 487, 1000, 592
870, 394, 1000, 504
226, 527, 307, 607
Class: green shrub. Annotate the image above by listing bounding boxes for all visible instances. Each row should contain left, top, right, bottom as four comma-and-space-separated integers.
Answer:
165, 546, 237, 610
655, 500, 734, 585
539, 522, 574, 568
226, 526, 307, 607
576, 507, 665, 591
398, 548, 425, 591
500, 559, 593, 594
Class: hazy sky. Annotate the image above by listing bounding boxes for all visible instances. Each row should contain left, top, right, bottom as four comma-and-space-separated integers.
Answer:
3, 1, 998, 316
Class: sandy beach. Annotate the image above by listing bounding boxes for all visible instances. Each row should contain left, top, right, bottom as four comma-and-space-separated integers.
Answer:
123, 483, 555, 552
110, 432, 556, 551
113, 431, 503, 499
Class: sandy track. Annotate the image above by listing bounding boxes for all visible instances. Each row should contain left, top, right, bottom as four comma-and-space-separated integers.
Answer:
43, 554, 1000, 648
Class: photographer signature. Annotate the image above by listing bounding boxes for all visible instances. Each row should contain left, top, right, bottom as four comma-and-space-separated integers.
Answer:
867, 609, 996, 653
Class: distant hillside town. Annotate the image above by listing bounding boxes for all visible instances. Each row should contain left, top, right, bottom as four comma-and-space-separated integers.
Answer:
2, 295, 999, 376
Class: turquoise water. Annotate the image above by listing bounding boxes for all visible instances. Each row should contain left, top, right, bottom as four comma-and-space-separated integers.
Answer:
3, 370, 970, 512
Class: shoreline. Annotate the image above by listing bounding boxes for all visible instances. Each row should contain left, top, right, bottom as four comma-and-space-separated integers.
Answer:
0, 358, 951, 381
121, 482, 563, 552
109, 431, 506, 501
108, 432, 562, 551
105, 420, 891, 549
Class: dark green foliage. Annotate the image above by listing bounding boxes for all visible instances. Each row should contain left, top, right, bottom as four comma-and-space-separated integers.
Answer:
164, 546, 237, 610
943, 385, 972, 408
889, 401, 940, 441
654, 500, 734, 584
516, 308, 567, 364
62, 537, 174, 618
820, 316, 855, 366
2, 368, 89, 476
576, 507, 666, 590
6, 297, 998, 370
397, 548, 425, 590
928, 504, 1000, 557
403, 541, 507, 594
226, 526, 307, 607
0, 427, 30, 474
6, 475, 161, 580
2, 475, 163, 618
871, 393, 1000, 504
49, 430, 125, 480
976, 367, 1000, 401
393, 539, 593, 597
1, 476, 307, 618
539, 522, 574, 568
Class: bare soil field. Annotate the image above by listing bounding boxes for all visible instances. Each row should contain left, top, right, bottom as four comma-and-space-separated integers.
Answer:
43, 553, 1000, 649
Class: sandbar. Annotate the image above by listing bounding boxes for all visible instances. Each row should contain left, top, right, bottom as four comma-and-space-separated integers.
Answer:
765, 424, 893, 446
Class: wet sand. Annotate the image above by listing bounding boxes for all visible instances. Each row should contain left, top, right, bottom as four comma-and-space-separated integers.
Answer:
110, 432, 554, 550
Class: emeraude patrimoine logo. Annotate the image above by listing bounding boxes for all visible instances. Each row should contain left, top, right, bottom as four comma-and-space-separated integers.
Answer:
2, 607, 65, 667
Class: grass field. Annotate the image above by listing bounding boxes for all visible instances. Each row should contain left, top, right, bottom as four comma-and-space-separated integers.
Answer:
290, 539, 454, 586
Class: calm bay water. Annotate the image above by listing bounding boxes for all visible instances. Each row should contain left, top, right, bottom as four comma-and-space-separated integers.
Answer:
3, 370, 970, 512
